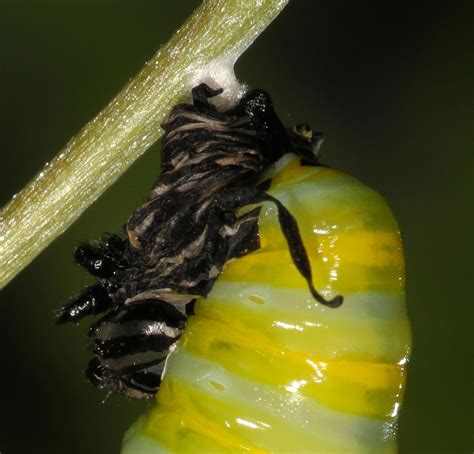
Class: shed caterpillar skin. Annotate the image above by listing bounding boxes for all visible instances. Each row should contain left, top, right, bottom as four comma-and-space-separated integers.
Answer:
58, 85, 411, 452
58, 84, 341, 399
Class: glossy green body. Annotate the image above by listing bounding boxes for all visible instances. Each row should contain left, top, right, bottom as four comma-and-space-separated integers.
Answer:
123, 154, 411, 453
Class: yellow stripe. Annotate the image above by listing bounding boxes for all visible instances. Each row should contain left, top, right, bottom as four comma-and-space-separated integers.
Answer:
195, 293, 411, 363
144, 378, 269, 453
182, 315, 406, 418
220, 245, 404, 295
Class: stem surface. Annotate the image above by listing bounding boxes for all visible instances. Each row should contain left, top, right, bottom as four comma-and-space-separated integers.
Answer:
0, 0, 288, 289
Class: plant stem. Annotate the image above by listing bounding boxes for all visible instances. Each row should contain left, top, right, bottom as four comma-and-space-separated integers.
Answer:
0, 0, 288, 289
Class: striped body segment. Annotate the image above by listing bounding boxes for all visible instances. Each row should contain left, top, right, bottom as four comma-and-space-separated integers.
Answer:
123, 153, 411, 453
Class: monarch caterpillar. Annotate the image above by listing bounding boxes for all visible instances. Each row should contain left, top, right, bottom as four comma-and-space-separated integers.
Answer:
58, 84, 411, 453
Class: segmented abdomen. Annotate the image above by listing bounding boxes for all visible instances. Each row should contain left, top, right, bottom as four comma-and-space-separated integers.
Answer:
123, 154, 411, 453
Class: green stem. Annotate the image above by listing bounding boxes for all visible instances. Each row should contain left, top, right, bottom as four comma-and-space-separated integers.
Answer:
0, 0, 288, 289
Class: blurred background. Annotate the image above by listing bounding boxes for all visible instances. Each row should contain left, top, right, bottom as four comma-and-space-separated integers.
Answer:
0, 1, 471, 453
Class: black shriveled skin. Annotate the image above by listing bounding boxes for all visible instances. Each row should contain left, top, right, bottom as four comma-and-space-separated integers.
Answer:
57, 84, 342, 399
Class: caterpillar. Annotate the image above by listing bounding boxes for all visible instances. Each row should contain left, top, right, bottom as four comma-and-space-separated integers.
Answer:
58, 84, 411, 452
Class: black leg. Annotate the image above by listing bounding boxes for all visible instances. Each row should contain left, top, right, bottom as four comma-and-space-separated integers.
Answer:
56, 284, 113, 325
86, 357, 163, 399
74, 234, 127, 279
86, 358, 154, 400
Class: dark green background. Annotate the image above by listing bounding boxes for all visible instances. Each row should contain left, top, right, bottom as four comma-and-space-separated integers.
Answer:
0, 1, 471, 453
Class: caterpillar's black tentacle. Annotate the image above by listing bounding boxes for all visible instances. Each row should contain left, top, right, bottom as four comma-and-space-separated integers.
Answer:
59, 83, 343, 398
263, 193, 343, 308
56, 284, 113, 325
209, 186, 343, 308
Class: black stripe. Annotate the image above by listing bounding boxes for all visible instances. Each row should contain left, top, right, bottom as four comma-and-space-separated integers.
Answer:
91, 331, 180, 359
98, 350, 169, 371
88, 300, 185, 337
